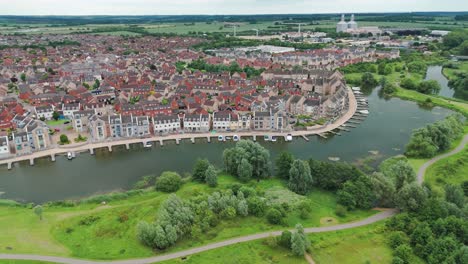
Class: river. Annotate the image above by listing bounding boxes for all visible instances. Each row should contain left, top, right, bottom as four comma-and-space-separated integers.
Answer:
0, 88, 454, 203
425, 65, 455, 98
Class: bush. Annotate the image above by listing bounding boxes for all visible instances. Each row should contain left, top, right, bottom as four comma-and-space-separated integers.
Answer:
247, 196, 266, 216
277, 230, 292, 249
388, 231, 410, 249
335, 204, 347, 217
266, 208, 284, 225
155, 172, 183, 193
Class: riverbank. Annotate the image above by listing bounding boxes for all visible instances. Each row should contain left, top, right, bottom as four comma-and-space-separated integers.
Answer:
0, 89, 358, 170
0, 174, 379, 261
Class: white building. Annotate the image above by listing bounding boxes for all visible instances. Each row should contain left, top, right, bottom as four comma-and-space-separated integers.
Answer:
153, 115, 181, 135
34, 105, 55, 120
183, 114, 210, 132
336, 14, 348, 33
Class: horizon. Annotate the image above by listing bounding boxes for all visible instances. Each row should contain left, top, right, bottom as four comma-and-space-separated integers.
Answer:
2, 0, 468, 16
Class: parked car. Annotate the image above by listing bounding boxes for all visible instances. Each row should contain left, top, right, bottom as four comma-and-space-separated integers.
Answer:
64, 121, 70, 124
54, 128, 60, 132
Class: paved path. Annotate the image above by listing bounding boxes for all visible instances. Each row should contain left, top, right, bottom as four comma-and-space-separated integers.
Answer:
0, 209, 395, 264
417, 134, 468, 184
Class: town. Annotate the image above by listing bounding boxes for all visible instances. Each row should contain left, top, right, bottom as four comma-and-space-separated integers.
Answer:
0, 23, 399, 159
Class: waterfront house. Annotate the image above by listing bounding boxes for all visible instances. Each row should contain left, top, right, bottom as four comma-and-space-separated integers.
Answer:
252, 109, 287, 131
12, 120, 51, 155
72, 110, 96, 133
152, 114, 181, 135
0, 136, 10, 156
89, 115, 108, 141
108, 115, 123, 138
183, 113, 210, 133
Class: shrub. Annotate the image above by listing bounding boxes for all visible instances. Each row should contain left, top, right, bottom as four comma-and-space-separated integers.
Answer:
335, 204, 347, 217
155, 171, 183, 193
247, 196, 266, 216
266, 208, 283, 225
277, 230, 292, 249
388, 231, 410, 249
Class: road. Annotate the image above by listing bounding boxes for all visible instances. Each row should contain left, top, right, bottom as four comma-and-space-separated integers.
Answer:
0, 209, 395, 264
417, 134, 468, 184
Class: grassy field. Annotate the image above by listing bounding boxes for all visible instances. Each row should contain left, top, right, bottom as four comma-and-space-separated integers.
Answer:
0, 174, 377, 260
425, 146, 468, 194
160, 238, 307, 264
159, 221, 396, 264
309, 222, 395, 264
0, 261, 55, 264
1, 18, 467, 36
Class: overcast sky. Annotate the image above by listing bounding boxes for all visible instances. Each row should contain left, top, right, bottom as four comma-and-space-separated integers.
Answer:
2, 0, 467, 15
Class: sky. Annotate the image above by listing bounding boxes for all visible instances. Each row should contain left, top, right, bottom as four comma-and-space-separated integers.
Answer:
1, 0, 468, 15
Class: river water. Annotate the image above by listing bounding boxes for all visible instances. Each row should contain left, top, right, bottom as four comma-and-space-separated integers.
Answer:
0, 88, 454, 203
425, 65, 455, 98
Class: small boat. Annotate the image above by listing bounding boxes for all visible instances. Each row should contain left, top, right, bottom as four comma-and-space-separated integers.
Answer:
144, 142, 153, 148
271, 136, 277, 142
218, 135, 224, 141
264, 135, 270, 141
225, 136, 232, 140
328, 157, 340, 162
233, 135, 240, 141
67, 152, 73, 160
359, 110, 370, 115
286, 134, 293, 142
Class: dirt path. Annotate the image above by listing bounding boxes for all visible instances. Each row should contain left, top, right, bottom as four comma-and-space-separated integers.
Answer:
417, 134, 468, 184
0, 209, 395, 264
305, 253, 316, 264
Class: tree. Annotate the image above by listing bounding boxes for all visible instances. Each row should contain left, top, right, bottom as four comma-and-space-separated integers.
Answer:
52, 111, 60, 121
247, 196, 266, 216
20, 73, 26, 82
237, 158, 253, 182
266, 208, 283, 225
308, 159, 362, 190
33, 205, 43, 220
337, 175, 376, 210
384, 160, 416, 190
204, 165, 218, 187
277, 230, 292, 249
388, 231, 410, 249
417, 80, 441, 94
59, 134, 69, 144
288, 159, 313, 195
444, 184, 465, 208
158, 194, 194, 237
93, 79, 100, 89
400, 78, 418, 90
361, 72, 378, 87
192, 159, 210, 182
155, 171, 183, 193
275, 152, 294, 179
370, 172, 396, 207
291, 224, 310, 256
396, 183, 427, 212
394, 244, 412, 264
223, 140, 270, 180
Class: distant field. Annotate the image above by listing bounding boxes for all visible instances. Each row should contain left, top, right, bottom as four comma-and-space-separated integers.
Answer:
0, 18, 466, 36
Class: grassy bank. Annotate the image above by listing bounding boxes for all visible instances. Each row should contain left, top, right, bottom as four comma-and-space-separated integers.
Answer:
160, 221, 395, 264
0, 174, 377, 260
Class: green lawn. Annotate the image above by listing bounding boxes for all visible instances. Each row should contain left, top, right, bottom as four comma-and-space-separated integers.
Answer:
45, 119, 70, 126
0, 261, 55, 264
0, 175, 377, 260
309, 222, 394, 264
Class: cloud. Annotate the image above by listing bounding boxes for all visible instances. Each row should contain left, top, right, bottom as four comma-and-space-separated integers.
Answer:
1, 0, 467, 15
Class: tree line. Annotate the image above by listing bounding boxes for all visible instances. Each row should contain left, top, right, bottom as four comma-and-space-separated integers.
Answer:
405, 114, 464, 158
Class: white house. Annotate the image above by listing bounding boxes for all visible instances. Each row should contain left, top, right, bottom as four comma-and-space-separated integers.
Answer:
34, 105, 55, 120
183, 114, 210, 132
153, 115, 181, 135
